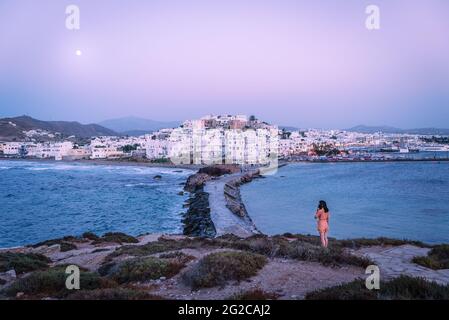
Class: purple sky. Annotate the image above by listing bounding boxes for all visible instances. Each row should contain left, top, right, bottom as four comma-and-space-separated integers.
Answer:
1, 0, 448, 128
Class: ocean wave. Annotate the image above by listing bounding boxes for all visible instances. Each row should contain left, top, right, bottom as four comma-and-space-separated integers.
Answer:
125, 183, 149, 187
1, 160, 193, 176
25, 164, 99, 171
26, 167, 51, 171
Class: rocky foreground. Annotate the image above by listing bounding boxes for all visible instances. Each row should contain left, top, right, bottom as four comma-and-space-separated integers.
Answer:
1, 232, 449, 300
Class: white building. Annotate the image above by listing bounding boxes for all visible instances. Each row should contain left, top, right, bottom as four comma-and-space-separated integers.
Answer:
90, 145, 124, 159
146, 138, 171, 160
27, 142, 74, 160
167, 117, 279, 165
1, 142, 23, 155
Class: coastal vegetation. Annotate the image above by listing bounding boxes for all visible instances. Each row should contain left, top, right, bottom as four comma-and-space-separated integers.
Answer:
412, 245, 449, 270
3, 265, 110, 298
182, 251, 267, 289
91, 232, 139, 245
101, 253, 194, 284
105, 234, 372, 269
31, 236, 83, 252
1, 232, 448, 300
281, 234, 430, 249
0, 252, 51, 274
28, 232, 139, 253
305, 276, 449, 300
228, 288, 279, 300
65, 287, 163, 300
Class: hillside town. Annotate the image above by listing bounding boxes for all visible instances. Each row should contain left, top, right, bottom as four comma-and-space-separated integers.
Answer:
1, 115, 449, 163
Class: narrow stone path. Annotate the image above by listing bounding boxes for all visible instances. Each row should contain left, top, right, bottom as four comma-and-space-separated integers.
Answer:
353, 245, 449, 285
204, 173, 258, 238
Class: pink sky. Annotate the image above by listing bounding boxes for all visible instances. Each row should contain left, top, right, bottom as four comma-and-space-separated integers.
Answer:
1, 0, 448, 128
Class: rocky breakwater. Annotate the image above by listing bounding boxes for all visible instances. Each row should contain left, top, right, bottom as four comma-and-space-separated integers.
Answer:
182, 165, 240, 238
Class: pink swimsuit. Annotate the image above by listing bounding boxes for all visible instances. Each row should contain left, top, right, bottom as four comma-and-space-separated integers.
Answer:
315, 209, 329, 233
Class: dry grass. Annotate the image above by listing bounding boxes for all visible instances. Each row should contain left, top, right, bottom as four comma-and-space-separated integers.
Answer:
412, 245, 449, 270
305, 276, 449, 300
65, 287, 163, 300
229, 288, 279, 300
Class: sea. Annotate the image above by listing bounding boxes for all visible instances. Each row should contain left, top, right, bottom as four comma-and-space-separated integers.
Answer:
0, 160, 192, 248
2, 159, 449, 248
241, 160, 449, 244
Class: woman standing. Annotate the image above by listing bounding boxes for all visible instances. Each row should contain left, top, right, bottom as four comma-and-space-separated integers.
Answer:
315, 200, 330, 248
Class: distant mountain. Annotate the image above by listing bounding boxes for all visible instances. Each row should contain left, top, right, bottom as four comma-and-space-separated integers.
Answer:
0, 115, 117, 141
346, 125, 449, 135
98, 117, 180, 135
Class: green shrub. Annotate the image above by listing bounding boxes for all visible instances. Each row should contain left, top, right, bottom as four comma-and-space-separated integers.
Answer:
229, 288, 279, 300
106, 237, 212, 261
105, 257, 186, 284
305, 279, 377, 300
412, 245, 449, 270
183, 251, 267, 289
0, 252, 51, 274
159, 251, 196, 264
59, 242, 78, 252
282, 234, 430, 249
381, 275, 449, 299
66, 288, 163, 300
305, 276, 449, 300
30, 236, 81, 252
82, 232, 100, 241
3, 266, 107, 298
108, 235, 371, 268
92, 232, 139, 245
223, 236, 372, 268
111, 241, 182, 258
412, 256, 442, 270
335, 237, 429, 249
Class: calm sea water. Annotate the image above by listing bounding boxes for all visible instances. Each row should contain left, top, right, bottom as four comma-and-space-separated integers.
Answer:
241, 162, 449, 244
0, 160, 192, 248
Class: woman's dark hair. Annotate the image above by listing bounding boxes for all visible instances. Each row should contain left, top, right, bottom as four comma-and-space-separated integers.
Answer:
318, 200, 329, 213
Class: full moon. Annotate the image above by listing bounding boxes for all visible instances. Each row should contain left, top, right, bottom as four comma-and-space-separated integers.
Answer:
75, 50, 82, 56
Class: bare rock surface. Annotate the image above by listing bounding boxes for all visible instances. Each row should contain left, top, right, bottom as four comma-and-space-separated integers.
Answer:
352, 244, 449, 285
